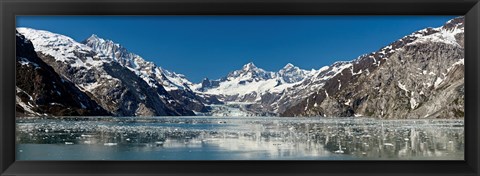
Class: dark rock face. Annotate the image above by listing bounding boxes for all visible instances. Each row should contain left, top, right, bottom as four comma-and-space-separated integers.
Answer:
167, 89, 209, 112
282, 17, 464, 119
199, 78, 221, 91
15, 31, 110, 117
99, 62, 195, 116
197, 94, 223, 105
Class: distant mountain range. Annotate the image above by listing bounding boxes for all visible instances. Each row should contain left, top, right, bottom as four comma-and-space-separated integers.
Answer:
15, 17, 464, 118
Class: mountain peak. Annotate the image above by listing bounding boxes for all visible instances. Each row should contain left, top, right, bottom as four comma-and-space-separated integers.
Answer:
223, 61, 273, 81
242, 62, 257, 71
84, 34, 110, 45
89, 34, 99, 39
279, 63, 300, 73
443, 16, 464, 31
278, 63, 308, 83
282, 63, 295, 70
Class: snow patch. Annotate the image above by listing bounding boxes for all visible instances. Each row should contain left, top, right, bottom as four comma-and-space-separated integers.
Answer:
352, 68, 363, 76
17, 28, 96, 65
304, 98, 309, 111
397, 81, 409, 93
434, 77, 444, 88
406, 24, 463, 47
80, 82, 102, 92
18, 57, 40, 68
447, 58, 464, 73
410, 97, 419, 109
16, 95, 39, 115
16, 87, 34, 101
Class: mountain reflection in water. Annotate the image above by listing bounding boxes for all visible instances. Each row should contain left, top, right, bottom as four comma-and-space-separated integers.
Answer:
16, 117, 464, 160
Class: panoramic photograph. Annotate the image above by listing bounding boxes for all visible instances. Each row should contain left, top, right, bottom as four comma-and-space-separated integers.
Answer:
15, 16, 464, 160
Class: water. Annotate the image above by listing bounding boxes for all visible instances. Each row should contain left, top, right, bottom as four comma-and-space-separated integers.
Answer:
16, 117, 464, 160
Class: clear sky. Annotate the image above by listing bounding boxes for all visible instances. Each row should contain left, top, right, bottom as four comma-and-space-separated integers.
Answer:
17, 16, 456, 83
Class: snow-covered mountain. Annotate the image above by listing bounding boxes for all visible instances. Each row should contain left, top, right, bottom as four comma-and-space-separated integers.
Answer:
82, 35, 207, 112
15, 31, 110, 116
193, 62, 316, 115
227, 62, 274, 81
282, 16, 465, 119
83, 35, 195, 91
196, 62, 313, 95
17, 28, 198, 116
278, 63, 311, 83
194, 16, 464, 118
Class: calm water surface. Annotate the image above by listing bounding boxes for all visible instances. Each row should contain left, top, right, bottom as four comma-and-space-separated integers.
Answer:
16, 117, 464, 160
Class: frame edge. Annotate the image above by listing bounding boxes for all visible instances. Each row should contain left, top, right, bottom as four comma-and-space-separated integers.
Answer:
1, 0, 480, 176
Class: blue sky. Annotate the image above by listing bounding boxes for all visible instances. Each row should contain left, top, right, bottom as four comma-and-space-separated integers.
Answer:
17, 16, 456, 83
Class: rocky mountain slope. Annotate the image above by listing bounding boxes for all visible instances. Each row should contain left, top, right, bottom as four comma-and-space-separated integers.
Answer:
281, 17, 465, 119
17, 28, 197, 116
15, 31, 110, 117
82, 35, 208, 113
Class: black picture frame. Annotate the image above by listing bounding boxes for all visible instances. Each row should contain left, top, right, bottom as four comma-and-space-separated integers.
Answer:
1, 0, 479, 175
